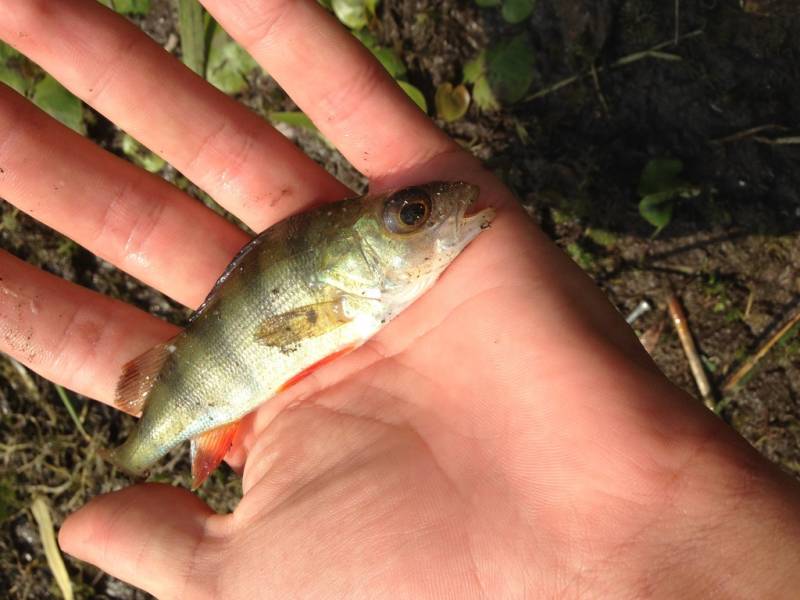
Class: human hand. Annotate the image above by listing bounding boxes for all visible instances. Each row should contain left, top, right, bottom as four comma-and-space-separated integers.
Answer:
2, 1, 800, 597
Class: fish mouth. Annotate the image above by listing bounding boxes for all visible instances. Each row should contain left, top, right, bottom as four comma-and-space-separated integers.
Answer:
452, 183, 496, 247
459, 184, 495, 224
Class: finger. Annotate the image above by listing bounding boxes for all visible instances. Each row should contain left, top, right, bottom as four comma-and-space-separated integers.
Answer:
200, 0, 458, 180
59, 484, 225, 600
0, 0, 349, 232
0, 251, 176, 405
0, 85, 247, 308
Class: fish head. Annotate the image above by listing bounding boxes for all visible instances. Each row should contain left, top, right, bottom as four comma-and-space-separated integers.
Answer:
355, 181, 495, 300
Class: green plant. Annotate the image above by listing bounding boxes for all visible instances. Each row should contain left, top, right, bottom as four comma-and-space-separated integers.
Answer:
0, 43, 86, 134
637, 158, 701, 234
435, 83, 470, 122
177, 0, 206, 76
475, 0, 536, 24
121, 133, 167, 173
98, 0, 151, 15
327, 0, 380, 29
463, 34, 535, 110
351, 30, 427, 112
206, 22, 260, 94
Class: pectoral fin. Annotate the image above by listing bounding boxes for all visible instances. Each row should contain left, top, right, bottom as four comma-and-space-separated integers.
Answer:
114, 337, 176, 416
190, 421, 240, 489
256, 298, 351, 350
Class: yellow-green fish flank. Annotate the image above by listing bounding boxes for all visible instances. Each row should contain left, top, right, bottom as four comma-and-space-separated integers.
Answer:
106, 182, 494, 487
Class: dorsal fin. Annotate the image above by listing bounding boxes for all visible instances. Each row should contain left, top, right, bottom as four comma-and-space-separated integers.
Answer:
190, 421, 240, 489
188, 234, 265, 325
114, 339, 175, 416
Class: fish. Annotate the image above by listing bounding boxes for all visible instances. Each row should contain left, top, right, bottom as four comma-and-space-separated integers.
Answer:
105, 181, 494, 488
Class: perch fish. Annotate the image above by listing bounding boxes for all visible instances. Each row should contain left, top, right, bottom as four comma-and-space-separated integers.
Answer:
106, 182, 494, 488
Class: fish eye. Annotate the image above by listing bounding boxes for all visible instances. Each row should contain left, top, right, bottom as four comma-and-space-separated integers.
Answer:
383, 187, 432, 234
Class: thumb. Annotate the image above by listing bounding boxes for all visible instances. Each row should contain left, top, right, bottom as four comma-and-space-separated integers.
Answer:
59, 483, 227, 599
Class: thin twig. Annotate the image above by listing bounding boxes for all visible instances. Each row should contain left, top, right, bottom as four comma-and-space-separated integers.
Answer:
711, 124, 788, 145
668, 295, 715, 410
754, 136, 800, 145
590, 63, 610, 114
54, 384, 91, 443
722, 306, 800, 394
525, 30, 703, 102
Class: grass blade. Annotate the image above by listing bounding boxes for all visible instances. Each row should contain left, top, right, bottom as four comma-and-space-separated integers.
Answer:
177, 0, 207, 76
31, 497, 74, 600
54, 384, 91, 443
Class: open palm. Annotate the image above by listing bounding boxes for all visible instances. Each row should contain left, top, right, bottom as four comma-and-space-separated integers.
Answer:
2, 1, 799, 598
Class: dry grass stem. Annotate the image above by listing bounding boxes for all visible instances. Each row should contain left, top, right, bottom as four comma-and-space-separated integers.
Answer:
722, 305, 800, 394
31, 497, 74, 600
667, 295, 715, 409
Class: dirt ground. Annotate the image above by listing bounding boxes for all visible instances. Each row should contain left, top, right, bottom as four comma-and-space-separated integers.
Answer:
1, 0, 799, 597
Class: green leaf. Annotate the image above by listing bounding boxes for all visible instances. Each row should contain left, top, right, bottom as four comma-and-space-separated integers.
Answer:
269, 111, 320, 134
0, 42, 20, 61
0, 42, 29, 95
475, 0, 501, 6
463, 52, 486, 84
502, 0, 535, 23
472, 75, 499, 111
638, 158, 685, 196
206, 23, 259, 94
372, 46, 406, 78
121, 134, 166, 173
31, 75, 86, 135
435, 83, 470, 122
0, 63, 28, 95
106, 0, 151, 15
486, 33, 535, 104
636, 159, 701, 233
352, 30, 407, 78
638, 191, 675, 233
332, 0, 370, 29
397, 80, 427, 112
178, 0, 207, 76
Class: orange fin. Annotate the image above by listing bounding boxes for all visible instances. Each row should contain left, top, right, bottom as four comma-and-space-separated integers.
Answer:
190, 421, 240, 489
114, 338, 176, 416
278, 345, 357, 393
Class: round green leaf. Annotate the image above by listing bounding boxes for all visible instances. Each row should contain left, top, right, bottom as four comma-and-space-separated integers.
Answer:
502, 0, 535, 23
435, 83, 470, 122
486, 34, 535, 104
332, 0, 369, 29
